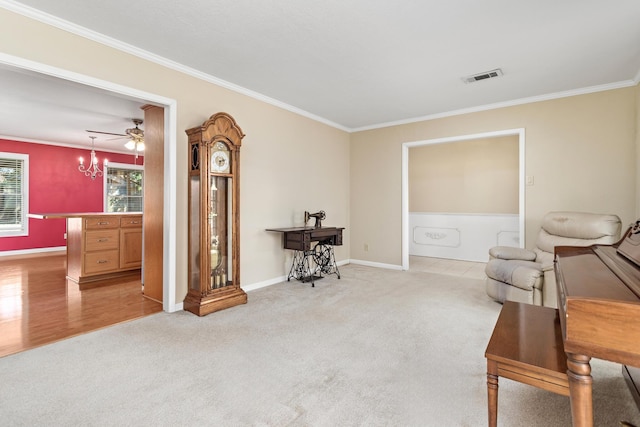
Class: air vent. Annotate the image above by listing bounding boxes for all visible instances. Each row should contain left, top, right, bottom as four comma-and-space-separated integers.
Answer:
462, 68, 503, 84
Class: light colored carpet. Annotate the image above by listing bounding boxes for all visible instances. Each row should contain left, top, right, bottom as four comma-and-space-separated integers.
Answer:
1, 264, 638, 426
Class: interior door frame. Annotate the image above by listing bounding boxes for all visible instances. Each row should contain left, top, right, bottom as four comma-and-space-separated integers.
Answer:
0, 52, 179, 312
401, 128, 526, 270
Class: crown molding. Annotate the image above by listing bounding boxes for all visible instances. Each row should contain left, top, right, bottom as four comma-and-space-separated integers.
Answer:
0, 134, 137, 155
352, 79, 639, 133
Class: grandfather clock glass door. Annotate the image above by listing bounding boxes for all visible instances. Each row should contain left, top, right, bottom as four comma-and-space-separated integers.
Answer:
185, 113, 246, 316
209, 175, 232, 289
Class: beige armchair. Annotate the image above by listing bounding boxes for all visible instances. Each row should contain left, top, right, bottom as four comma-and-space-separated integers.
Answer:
485, 211, 622, 308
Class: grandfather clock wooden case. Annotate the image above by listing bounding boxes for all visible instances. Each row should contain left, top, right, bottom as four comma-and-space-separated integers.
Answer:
184, 112, 247, 316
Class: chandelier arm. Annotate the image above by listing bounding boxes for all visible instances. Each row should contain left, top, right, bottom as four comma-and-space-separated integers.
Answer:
78, 136, 105, 180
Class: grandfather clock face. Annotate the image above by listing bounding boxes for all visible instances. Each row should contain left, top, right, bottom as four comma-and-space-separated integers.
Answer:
210, 141, 230, 174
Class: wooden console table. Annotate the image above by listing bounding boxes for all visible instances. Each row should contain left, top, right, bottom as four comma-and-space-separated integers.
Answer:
485, 301, 569, 426
266, 226, 344, 286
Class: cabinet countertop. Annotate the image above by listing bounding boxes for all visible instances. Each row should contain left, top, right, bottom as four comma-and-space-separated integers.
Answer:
29, 212, 143, 219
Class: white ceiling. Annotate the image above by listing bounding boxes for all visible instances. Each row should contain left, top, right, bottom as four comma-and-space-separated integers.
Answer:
0, 63, 147, 152
1, 0, 640, 150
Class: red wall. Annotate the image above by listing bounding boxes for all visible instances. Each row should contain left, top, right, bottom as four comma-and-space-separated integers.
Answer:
0, 139, 143, 252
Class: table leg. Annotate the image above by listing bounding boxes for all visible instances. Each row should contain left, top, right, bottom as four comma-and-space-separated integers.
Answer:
567, 353, 593, 427
487, 359, 498, 427
307, 251, 315, 287
287, 250, 301, 281
286, 250, 318, 286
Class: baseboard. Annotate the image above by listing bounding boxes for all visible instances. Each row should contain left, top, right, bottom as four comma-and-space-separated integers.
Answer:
0, 246, 66, 259
243, 275, 288, 292
243, 259, 352, 292
349, 259, 403, 270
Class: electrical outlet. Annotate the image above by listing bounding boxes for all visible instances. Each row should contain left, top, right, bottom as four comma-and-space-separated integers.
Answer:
63, 233, 67, 240
526, 176, 534, 186
364, 244, 369, 252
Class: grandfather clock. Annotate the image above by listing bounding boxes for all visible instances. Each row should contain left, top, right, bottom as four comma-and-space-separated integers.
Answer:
184, 112, 247, 316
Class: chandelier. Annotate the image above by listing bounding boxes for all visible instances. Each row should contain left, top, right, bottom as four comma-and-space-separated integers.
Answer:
78, 136, 107, 180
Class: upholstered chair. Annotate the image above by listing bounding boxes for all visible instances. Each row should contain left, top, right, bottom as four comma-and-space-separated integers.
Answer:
485, 211, 622, 308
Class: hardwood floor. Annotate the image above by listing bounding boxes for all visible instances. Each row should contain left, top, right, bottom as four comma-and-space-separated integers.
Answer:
0, 253, 162, 358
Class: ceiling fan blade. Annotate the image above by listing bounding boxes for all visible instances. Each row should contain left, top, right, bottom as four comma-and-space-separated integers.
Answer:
106, 136, 129, 141
86, 129, 128, 137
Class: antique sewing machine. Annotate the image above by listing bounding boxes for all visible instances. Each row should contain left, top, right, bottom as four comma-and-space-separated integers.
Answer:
304, 210, 325, 228
267, 210, 343, 286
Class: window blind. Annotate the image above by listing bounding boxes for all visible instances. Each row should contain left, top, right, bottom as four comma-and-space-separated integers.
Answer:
0, 156, 24, 228
106, 165, 143, 212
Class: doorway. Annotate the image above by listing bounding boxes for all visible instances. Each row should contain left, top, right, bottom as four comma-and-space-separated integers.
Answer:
0, 53, 178, 312
401, 129, 525, 270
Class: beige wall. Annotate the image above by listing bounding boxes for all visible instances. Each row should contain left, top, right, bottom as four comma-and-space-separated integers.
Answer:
1, 8, 638, 293
0, 9, 351, 302
409, 136, 519, 213
351, 87, 638, 266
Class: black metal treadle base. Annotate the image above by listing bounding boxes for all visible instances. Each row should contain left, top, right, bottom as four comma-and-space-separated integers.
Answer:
286, 242, 340, 287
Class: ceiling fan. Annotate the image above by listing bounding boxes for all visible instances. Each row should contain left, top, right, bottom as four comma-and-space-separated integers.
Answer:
86, 118, 145, 153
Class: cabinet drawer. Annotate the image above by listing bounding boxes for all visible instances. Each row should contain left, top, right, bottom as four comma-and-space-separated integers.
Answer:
85, 217, 119, 229
85, 229, 119, 251
120, 216, 143, 228
84, 250, 119, 274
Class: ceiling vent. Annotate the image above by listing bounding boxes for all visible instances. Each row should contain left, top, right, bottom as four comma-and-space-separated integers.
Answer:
462, 68, 503, 84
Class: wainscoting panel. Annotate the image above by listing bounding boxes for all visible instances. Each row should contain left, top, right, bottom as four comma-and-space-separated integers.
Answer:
409, 213, 519, 262
497, 230, 520, 247
412, 226, 461, 248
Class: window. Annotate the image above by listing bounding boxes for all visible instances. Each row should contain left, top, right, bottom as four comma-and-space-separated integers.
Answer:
0, 152, 29, 237
104, 162, 144, 212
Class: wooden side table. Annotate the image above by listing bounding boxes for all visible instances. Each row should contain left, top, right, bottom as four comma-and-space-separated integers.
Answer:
485, 301, 569, 426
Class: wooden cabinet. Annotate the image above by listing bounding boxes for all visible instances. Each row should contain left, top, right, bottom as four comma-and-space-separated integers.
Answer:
66, 214, 142, 286
119, 216, 143, 269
